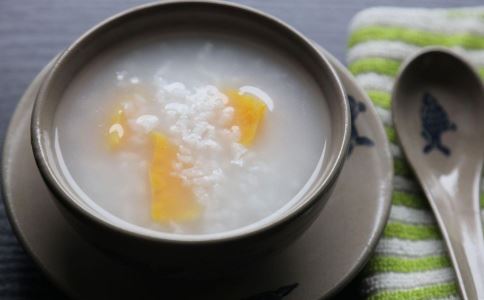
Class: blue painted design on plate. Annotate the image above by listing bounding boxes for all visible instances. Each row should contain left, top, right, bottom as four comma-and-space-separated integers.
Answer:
348, 95, 374, 155
420, 92, 457, 156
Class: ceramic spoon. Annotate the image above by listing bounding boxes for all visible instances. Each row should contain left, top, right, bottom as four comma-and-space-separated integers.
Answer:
392, 47, 484, 300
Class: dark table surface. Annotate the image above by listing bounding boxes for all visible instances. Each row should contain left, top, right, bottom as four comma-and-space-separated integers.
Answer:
0, 1, 481, 299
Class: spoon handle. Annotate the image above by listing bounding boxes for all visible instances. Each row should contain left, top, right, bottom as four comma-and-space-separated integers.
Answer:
431, 191, 484, 300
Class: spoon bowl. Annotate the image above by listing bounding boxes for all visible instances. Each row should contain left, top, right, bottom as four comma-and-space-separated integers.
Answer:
393, 47, 484, 300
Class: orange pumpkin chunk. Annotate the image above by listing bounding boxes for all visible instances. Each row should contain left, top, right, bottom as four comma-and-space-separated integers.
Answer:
226, 90, 267, 146
149, 132, 200, 222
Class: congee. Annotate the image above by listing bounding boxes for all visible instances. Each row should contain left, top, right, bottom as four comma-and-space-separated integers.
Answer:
54, 32, 331, 235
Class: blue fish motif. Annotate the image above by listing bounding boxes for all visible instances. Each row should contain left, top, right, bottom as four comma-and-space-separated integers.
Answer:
243, 283, 298, 300
420, 92, 456, 156
348, 95, 374, 154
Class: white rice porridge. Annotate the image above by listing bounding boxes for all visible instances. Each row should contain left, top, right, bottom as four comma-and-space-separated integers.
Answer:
54, 32, 331, 235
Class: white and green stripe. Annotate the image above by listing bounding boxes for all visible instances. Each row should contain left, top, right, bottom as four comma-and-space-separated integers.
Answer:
350, 56, 484, 79
367, 283, 459, 300
350, 7, 484, 35
348, 40, 484, 67
354, 74, 394, 92
391, 191, 429, 209
390, 206, 436, 225
349, 26, 484, 50
375, 239, 446, 257
363, 268, 456, 292
348, 6, 484, 300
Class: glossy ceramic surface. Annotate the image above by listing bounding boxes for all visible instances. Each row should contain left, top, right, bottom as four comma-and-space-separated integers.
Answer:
29, 1, 350, 272
2, 48, 391, 299
392, 47, 484, 300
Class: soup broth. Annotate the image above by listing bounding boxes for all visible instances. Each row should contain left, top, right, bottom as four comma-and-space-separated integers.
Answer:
54, 32, 331, 235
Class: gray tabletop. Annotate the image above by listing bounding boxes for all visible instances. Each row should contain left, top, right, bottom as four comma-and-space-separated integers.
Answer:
0, 1, 481, 299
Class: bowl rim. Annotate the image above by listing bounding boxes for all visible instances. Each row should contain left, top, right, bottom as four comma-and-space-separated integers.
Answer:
31, 0, 350, 244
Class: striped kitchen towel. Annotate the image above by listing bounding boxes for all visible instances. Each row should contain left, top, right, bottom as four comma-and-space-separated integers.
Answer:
347, 7, 484, 300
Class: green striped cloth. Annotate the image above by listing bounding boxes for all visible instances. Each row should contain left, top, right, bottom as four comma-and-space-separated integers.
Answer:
347, 7, 484, 300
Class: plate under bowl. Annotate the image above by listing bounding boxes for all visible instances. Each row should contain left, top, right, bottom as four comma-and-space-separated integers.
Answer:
1, 48, 392, 299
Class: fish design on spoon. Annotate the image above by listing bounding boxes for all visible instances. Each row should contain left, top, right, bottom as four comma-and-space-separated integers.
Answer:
420, 92, 457, 156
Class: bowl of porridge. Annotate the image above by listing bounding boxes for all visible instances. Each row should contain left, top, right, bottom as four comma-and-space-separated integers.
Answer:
31, 1, 350, 275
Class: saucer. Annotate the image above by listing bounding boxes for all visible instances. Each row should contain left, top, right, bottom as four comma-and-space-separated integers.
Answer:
1, 48, 392, 300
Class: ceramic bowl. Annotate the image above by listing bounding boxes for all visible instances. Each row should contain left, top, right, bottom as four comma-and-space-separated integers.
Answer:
30, 0, 350, 276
